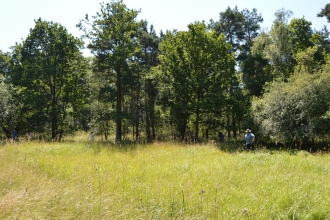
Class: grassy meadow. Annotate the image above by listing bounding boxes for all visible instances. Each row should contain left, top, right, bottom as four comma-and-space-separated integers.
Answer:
1, 134, 330, 219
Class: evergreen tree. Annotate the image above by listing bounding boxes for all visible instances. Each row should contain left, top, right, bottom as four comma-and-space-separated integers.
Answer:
77, 0, 141, 143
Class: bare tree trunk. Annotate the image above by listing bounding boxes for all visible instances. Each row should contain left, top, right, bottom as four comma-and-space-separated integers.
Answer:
116, 70, 122, 143
232, 112, 237, 138
51, 101, 57, 140
226, 116, 231, 139
194, 108, 199, 143
135, 79, 140, 141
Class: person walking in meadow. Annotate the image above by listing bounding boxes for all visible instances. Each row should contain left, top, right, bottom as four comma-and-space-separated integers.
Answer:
245, 129, 255, 150
90, 132, 94, 141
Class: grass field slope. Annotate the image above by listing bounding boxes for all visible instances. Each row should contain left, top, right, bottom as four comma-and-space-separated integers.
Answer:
1, 138, 330, 219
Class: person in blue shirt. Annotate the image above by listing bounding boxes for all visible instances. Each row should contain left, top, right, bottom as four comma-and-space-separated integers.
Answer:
13, 130, 18, 141
245, 129, 255, 150
218, 131, 224, 143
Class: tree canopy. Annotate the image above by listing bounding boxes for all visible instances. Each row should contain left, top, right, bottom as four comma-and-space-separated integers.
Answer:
9, 18, 88, 139
77, 0, 141, 142
159, 22, 235, 140
2, 2, 330, 149
252, 63, 330, 145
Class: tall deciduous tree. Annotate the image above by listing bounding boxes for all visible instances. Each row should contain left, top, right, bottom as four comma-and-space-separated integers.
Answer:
159, 22, 235, 141
249, 13, 324, 94
288, 18, 314, 54
264, 8, 294, 79
252, 63, 330, 147
10, 18, 87, 140
77, 0, 141, 143
0, 82, 22, 139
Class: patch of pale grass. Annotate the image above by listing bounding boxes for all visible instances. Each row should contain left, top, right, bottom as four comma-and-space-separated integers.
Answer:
1, 141, 330, 219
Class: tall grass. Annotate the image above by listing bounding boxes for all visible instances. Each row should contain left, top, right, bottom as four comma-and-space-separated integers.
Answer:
1, 138, 330, 219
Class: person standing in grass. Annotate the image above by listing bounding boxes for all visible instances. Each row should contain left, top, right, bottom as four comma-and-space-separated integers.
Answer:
90, 132, 94, 141
27, 131, 33, 140
12, 130, 18, 141
245, 129, 255, 150
218, 131, 224, 143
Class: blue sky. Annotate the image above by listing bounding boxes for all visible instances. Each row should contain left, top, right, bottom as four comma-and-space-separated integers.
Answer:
1, 0, 329, 56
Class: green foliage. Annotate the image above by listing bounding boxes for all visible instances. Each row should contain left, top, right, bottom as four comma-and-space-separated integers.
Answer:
77, 0, 141, 142
294, 46, 320, 74
317, 3, 330, 23
210, 6, 245, 52
9, 18, 88, 139
288, 18, 314, 53
263, 9, 294, 79
252, 62, 330, 145
133, 21, 161, 142
252, 10, 320, 80
0, 78, 22, 139
210, 6, 263, 61
210, 7, 264, 137
241, 53, 273, 97
158, 22, 235, 140
0, 51, 20, 138
314, 26, 330, 54
241, 8, 264, 47
0, 50, 10, 75
87, 57, 116, 140
241, 32, 275, 98
137, 21, 160, 68
249, 11, 325, 88
3, 3, 330, 144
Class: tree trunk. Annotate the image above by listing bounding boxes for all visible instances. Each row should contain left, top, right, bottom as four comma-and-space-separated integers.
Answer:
116, 70, 122, 143
51, 96, 58, 140
134, 103, 139, 141
151, 103, 156, 140
232, 112, 237, 138
194, 108, 200, 143
179, 116, 187, 140
52, 114, 57, 140
226, 116, 231, 139
135, 114, 139, 141
145, 79, 156, 142
135, 77, 140, 141
145, 99, 151, 142
58, 104, 67, 142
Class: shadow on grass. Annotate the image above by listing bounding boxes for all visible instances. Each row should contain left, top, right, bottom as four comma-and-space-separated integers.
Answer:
3, 135, 329, 155
81, 137, 330, 155
214, 138, 330, 155
83, 139, 143, 153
